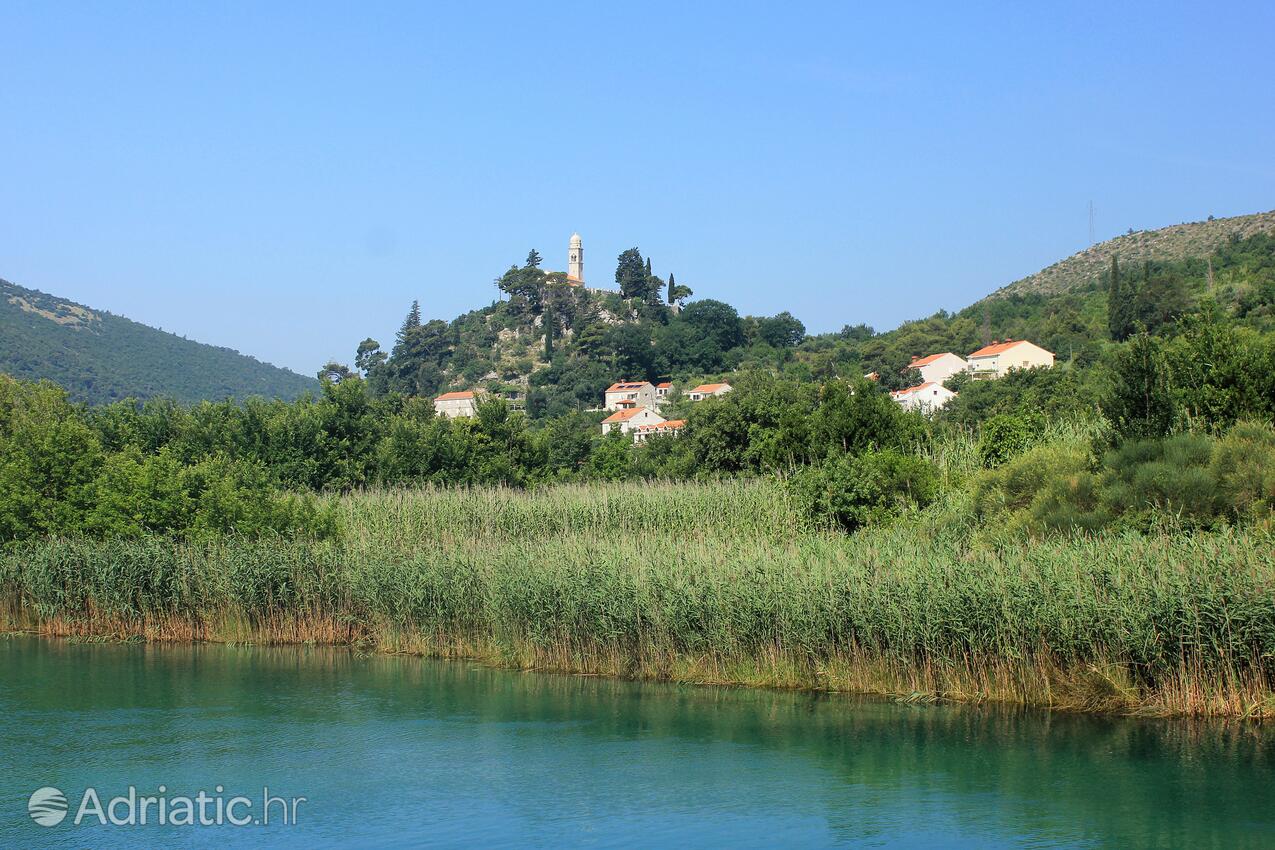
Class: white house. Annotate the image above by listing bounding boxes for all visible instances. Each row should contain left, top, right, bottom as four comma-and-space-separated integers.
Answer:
655, 382, 672, 401
891, 382, 957, 413
602, 406, 665, 436
965, 339, 1055, 379
686, 382, 732, 401
604, 381, 658, 411
632, 418, 685, 443
434, 390, 482, 418
907, 352, 967, 385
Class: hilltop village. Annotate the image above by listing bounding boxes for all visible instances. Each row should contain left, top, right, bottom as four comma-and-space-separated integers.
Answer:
428, 237, 1059, 440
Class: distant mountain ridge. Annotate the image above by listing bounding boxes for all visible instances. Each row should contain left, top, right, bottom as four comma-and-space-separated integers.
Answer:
986, 210, 1275, 301
0, 278, 317, 405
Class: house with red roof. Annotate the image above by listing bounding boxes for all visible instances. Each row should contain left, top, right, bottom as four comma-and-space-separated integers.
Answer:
965, 339, 1054, 379
434, 390, 483, 419
906, 352, 967, 385
632, 418, 685, 443
686, 382, 732, 402
890, 382, 957, 413
601, 405, 666, 436
604, 381, 657, 411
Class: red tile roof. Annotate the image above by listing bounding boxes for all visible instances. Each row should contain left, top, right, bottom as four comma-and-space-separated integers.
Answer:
656, 382, 671, 389
435, 391, 477, 401
891, 382, 937, 398
968, 339, 1032, 358
690, 382, 730, 394
602, 407, 656, 424
910, 352, 958, 368
636, 419, 685, 431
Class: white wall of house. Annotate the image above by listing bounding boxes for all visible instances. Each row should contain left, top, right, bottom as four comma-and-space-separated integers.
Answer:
892, 382, 956, 413
602, 406, 666, 435
686, 383, 732, 401
911, 352, 967, 385
632, 419, 685, 443
434, 394, 480, 418
604, 382, 657, 411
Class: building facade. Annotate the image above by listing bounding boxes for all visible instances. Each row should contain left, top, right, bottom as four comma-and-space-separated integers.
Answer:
908, 352, 967, 385
601, 406, 665, 436
890, 382, 956, 413
686, 382, 732, 401
434, 390, 481, 418
605, 381, 658, 411
632, 419, 685, 443
965, 339, 1054, 379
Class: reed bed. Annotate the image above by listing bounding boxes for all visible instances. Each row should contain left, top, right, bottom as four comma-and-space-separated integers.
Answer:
2, 479, 1273, 717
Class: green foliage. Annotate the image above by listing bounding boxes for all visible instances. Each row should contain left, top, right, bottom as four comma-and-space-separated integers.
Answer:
977, 412, 1045, 468
0, 375, 335, 543
0, 278, 316, 405
974, 421, 1275, 536
790, 450, 939, 532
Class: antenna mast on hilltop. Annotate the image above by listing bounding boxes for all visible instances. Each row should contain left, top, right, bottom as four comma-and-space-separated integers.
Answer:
1088, 201, 1095, 246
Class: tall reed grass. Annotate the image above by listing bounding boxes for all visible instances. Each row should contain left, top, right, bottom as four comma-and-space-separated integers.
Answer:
2, 479, 1272, 717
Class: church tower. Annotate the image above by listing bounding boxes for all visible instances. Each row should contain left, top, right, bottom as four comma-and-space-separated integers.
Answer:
568, 232, 583, 282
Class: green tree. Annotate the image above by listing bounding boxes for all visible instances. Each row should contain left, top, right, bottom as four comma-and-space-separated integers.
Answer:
756, 312, 806, 348
1106, 331, 1177, 439
616, 248, 649, 299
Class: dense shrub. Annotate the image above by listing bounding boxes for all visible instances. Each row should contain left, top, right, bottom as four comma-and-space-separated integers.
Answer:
977, 412, 1046, 468
974, 421, 1275, 535
789, 450, 939, 531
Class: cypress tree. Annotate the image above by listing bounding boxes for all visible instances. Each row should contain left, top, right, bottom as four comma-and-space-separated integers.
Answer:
667, 272, 676, 304
1107, 256, 1123, 341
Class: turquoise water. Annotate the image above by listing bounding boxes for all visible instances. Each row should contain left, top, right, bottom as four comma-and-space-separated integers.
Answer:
0, 636, 1272, 848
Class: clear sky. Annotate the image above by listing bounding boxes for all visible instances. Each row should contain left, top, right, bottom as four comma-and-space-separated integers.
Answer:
3, 2, 1273, 375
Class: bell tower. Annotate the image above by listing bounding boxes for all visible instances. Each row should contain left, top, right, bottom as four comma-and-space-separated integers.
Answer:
568, 232, 583, 282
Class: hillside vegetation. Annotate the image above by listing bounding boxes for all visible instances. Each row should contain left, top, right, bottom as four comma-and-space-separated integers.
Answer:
0, 278, 317, 405
988, 209, 1275, 299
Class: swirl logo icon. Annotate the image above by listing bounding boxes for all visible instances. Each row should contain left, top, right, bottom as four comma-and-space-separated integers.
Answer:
28, 787, 69, 827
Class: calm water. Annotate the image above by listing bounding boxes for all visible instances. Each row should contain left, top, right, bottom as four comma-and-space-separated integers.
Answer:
0, 636, 1272, 848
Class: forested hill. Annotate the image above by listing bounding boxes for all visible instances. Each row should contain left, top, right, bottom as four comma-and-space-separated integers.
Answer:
0, 278, 317, 405
986, 210, 1275, 300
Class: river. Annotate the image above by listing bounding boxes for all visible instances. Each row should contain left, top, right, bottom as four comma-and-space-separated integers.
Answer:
0, 635, 1271, 848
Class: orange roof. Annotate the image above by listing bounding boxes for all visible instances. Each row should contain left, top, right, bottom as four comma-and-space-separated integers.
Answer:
910, 352, 958, 368
435, 391, 477, 401
690, 382, 730, 394
636, 419, 686, 431
605, 382, 650, 393
602, 407, 655, 424
891, 382, 937, 398
968, 339, 1037, 358
656, 382, 671, 389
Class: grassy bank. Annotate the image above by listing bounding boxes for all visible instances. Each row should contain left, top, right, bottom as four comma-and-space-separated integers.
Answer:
2, 480, 1273, 718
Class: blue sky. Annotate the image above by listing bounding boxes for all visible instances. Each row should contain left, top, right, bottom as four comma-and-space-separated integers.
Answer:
2, 2, 1273, 375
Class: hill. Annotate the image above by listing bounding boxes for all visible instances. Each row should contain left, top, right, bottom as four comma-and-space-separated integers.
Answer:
986, 210, 1275, 300
0, 278, 318, 405
354, 215, 1275, 412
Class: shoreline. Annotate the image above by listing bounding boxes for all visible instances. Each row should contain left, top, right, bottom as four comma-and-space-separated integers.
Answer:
5, 613, 1271, 720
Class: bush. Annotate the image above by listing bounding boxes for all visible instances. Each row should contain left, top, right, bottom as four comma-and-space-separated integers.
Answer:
790, 450, 939, 532
977, 412, 1045, 468
974, 422, 1275, 536
1210, 421, 1275, 524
